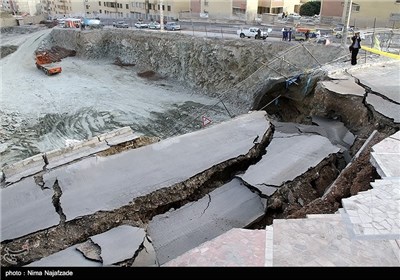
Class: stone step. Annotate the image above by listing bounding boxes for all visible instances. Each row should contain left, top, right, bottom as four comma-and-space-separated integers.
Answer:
163, 228, 266, 267
340, 182, 400, 239
264, 226, 273, 267
306, 214, 342, 220
271, 217, 398, 266
370, 178, 400, 190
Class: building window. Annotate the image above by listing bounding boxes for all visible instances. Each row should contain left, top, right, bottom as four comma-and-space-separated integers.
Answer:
204, 0, 209, 6
396, 0, 400, 3
167, 5, 171, 12
99, 9, 102, 13
126, 4, 128, 9
352, 3, 360, 12
98, 1, 101, 6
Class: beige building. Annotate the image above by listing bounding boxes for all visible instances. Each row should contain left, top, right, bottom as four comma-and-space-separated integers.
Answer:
188, 0, 305, 21
321, 0, 400, 28
39, 0, 77, 18
2, 0, 41, 15
346, 0, 400, 28
80, 1, 189, 20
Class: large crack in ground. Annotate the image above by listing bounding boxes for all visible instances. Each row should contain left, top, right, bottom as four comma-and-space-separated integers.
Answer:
51, 179, 66, 225
0, 125, 275, 266
1, 28, 398, 266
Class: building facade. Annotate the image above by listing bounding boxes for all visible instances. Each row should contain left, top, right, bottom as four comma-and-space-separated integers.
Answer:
320, 0, 400, 28
2, 0, 40, 15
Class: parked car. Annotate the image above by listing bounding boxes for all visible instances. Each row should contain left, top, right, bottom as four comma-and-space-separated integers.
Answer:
164, 22, 181, 31
114, 21, 129, 28
148, 21, 161, 29
134, 21, 148, 28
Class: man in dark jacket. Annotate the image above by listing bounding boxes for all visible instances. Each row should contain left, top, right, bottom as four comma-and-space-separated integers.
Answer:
350, 32, 362, 65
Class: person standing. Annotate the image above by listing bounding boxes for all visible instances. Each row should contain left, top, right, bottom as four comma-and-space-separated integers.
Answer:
288, 28, 292, 41
349, 32, 362, 65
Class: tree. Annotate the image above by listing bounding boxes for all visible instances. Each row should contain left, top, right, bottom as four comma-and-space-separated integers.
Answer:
299, 1, 321, 16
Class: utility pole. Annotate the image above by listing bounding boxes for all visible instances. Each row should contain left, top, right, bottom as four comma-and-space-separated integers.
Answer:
160, 0, 164, 30
342, 0, 353, 47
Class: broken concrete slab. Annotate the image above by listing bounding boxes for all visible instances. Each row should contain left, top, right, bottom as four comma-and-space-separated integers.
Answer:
26, 245, 102, 267
366, 93, 400, 123
2, 154, 45, 184
131, 236, 158, 267
0, 177, 60, 242
320, 78, 365, 97
238, 133, 340, 196
163, 228, 266, 267
45, 138, 109, 170
89, 225, 145, 265
76, 239, 102, 262
147, 178, 265, 265
97, 126, 140, 146
348, 61, 400, 104
312, 116, 355, 150
273, 118, 355, 151
43, 111, 270, 221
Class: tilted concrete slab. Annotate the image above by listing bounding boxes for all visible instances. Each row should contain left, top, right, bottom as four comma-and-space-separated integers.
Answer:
45, 138, 109, 170
2, 154, 45, 184
147, 178, 265, 265
272, 217, 399, 266
97, 126, 140, 146
238, 133, 340, 195
163, 228, 266, 267
26, 245, 102, 267
366, 93, 400, 123
89, 225, 145, 265
43, 111, 270, 221
273, 119, 354, 151
348, 61, 400, 103
45, 127, 139, 170
311, 116, 355, 150
0, 177, 60, 242
320, 78, 365, 97
131, 236, 158, 267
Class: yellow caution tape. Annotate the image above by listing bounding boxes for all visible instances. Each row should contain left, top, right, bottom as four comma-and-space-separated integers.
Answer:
361, 46, 400, 59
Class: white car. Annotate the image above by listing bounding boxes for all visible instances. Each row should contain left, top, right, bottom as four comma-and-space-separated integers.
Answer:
164, 22, 181, 31
148, 22, 161, 29
134, 22, 148, 28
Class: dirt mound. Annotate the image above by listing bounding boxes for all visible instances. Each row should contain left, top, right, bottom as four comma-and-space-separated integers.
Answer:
0, 45, 18, 58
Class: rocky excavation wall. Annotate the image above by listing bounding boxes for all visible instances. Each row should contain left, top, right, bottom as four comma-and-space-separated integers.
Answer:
41, 29, 348, 114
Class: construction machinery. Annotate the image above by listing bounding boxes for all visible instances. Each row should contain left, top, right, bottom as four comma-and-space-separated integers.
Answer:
35, 52, 62, 76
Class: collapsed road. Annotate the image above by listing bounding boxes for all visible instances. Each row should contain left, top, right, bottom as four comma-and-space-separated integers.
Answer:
0, 26, 399, 266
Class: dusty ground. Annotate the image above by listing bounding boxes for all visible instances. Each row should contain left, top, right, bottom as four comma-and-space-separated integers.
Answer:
0, 27, 234, 168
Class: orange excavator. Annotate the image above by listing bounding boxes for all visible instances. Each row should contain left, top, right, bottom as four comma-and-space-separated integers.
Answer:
35, 52, 62, 76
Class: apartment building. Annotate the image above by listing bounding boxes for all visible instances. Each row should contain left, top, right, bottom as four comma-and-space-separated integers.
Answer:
2, 0, 40, 15
79, 1, 189, 20
188, 0, 304, 21
39, 0, 84, 18
29, 0, 308, 22
320, 0, 400, 28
